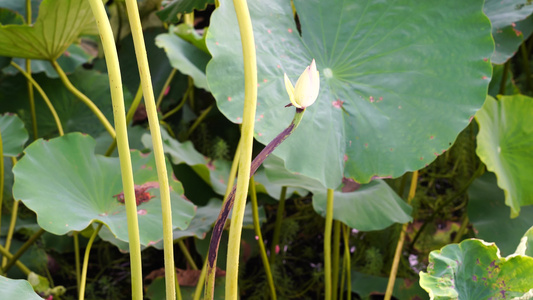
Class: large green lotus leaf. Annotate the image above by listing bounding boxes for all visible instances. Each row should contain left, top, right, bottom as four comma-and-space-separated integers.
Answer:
351, 271, 428, 300
206, 0, 493, 188
484, 0, 533, 64
0, 114, 28, 157
156, 27, 210, 91
419, 239, 533, 299
475, 95, 533, 217
468, 172, 533, 256
264, 155, 411, 230
0, 68, 132, 138
0, 276, 42, 300
313, 180, 412, 231
156, 0, 214, 23
0, 0, 96, 60
12, 133, 196, 246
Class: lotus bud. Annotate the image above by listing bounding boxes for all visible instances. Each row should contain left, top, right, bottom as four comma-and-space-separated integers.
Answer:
284, 59, 320, 108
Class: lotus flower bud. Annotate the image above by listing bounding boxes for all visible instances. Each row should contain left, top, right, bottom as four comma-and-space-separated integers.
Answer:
284, 59, 320, 108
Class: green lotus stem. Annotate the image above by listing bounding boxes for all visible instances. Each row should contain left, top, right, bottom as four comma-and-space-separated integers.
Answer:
499, 61, 510, 95
2, 200, 19, 267
123, 0, 178, 298
193, 260, 208, 300
185, 104, 213, 138
0, 130, 3, 242
384, 170, 418, 300
452, 215, 470, 244
343, 224, 351, 299
269, 186, 287, 264
105, 84, 144, 156
206, 108, 305, 299
222, 0, 258, 298
0, 244, 31, 275
332, 220, 341, 300
161, 83, 190, 120
25, 0, 37, 139
11, 62, 64, 136
127, 84, 144, 124
26, 59, 37, 140
156, 68, 177, 108
51, 60, 116, 139
177, 239, 198, 270
87, 2, 143, 300
2, 228, 45, 273
224, 141, 241, 202
175, 270, 182, 300
79, 223, 103, 300
249, 176, 277, 299
324, 188, 334, 300
73, 233, 81, 294
520, 42, 533, 92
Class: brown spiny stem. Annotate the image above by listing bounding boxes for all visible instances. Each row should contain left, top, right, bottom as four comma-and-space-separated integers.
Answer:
206, 107, 305, 293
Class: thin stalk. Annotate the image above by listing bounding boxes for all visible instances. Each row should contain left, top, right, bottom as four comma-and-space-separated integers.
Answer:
79, 223, 103, 300
185, 104, 213, 139
384, 171, 418, 300
0, 130, 3, 241
2, 200, 19, 267
2, 228, 45, 273
175, 270, 183, 300
332, 221, 341, 300
499, 61, 510, 95
51, 60, 115, 138
520, 42, 533, 92
161, 88, 190, 120
222, 0, 258, 297
156, 68, 178, 108
452, 215, 469, 244
74, 233, 81, 294
193, 260, 208, 300
183, 12, 194, 25
339, 245, 346, 300
269, 186, 287, 264
87, 2, 143, 300
25, 0, 37, 139
11, 62, 64, 136
123, 0, 178, 298
0, 245, 31, 275
324, 189, 335, 300
26, 59, 37, 139
249, 176, 276, 300
177, 239, 199, 270
224, 141, 241, 203
105, 84, 144, 156
343, 224, 351, 299
205, 109, 305, 299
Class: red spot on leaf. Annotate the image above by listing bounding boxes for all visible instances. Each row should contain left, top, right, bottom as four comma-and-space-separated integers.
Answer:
482, 76, 488, 80
430, 136, 434, 140
288, 28, 293, 33
277, 64, 281, 68
138, 209, 147, 215
263, 79, 268, 83
420, 157, 424, 160
215, 41, 219, 45
267, 29, 271, 34
332, 99, 344, 108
